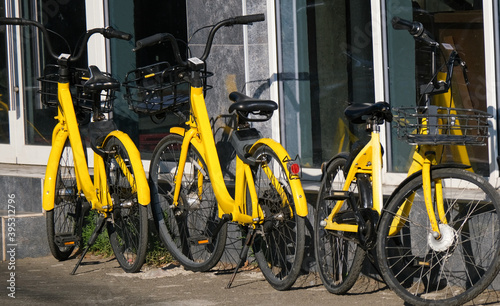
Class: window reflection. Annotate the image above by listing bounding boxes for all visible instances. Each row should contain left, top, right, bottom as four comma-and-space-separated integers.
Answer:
22, 0, 87, 146
386, 0, 488, 175
108, 0, 187, 158
279, 0, 374, 168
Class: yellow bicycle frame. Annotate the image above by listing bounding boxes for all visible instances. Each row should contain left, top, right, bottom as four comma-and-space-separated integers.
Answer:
42, 80, 150, 213
169, 86, 307, 226
321, 112, 447, 237
323, 130, 383, 232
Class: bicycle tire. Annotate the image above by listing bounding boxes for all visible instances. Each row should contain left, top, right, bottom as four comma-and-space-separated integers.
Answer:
103, 135, 148, 273
46, 139, 83, 260
314, 157, 366, 294
377, 167, 500, 306
251, 144, 305, 291
149, 134, 227, 272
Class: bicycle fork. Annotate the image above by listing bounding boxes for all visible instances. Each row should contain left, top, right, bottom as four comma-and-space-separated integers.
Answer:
422, 151, 446, 238
389, 150, 446, 238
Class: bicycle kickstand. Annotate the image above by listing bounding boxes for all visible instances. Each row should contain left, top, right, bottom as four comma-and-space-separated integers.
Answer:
226, 228, 256, 289
71, 214, 106, 275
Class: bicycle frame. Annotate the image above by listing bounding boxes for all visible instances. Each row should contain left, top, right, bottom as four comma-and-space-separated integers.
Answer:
321, 115, 447, 237
42, 80, 150, 213
169, 86, 308, 225
323, 126, 383, 233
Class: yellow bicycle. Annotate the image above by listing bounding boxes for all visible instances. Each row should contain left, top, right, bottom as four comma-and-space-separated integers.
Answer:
314, 17, 500, 305
125, 14, 307, 290
0, 18, 150, 274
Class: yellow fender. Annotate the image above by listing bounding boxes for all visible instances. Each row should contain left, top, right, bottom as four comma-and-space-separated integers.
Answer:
103, 131, 150, 206
249, 138, 308, 217
42, 127, 70, 211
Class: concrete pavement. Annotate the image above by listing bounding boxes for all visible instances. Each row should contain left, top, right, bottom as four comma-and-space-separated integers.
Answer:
0, 254, 400, 305
1, 255, 500, 305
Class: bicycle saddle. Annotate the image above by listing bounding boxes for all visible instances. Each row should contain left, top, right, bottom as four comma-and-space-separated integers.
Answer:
344, 102, 392, 124
84, 65, 120, 93
228, 91, 278, 122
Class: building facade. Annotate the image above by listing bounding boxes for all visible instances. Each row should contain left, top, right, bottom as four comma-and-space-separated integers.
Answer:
1, 0, 499, 190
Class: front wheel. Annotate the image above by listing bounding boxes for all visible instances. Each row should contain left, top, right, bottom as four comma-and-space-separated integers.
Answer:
251, 144, 305, 291
46, 139, 84, 261
149, 134, 227, 272
377, 168, 500, 306
103, 135, 148, 273
314, 157, 366, 294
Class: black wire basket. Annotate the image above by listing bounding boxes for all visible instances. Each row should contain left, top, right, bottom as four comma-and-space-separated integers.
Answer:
123, 62, 211, 116
394, 106, 491, 146
38, 64, 116, 113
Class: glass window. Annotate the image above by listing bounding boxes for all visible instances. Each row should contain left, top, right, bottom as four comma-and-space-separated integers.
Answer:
108, 0, 187, 159
278, 0, 374, 168
386, 0, 488, 175
21, 0, 87, 145
0, 2, 10, 144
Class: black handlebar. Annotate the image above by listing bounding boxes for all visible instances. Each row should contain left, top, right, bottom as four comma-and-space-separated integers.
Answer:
0, 17, 132, 62
200, 14, 264, 61
391, 16, 437, 47
229, 14, 265, 25
391, 17, 424, 36
392, 16, 469, 96
134, 33, 186, 66
0, 17, 26, 25
104, 27, 132, 41
134, 14, 265, 66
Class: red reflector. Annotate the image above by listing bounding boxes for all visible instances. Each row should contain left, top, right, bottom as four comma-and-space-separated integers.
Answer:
290, 163, 300, 175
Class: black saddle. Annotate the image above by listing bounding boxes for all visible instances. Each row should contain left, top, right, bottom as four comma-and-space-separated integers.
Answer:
228, 92, 277, 122
344, 102, 392, 124
83, 66, 120, 93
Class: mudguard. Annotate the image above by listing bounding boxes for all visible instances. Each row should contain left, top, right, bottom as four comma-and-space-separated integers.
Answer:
249, 138, 308, 217
102, 130, 150, 206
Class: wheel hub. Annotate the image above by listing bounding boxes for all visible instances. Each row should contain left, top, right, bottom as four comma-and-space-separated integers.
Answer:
427, 223, 457, 252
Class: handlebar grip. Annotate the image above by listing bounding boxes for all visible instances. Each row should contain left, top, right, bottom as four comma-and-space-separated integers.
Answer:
392, 16, 438, 46
391, 17, 415, 31
0, 17, 29, 25
391, 16, 424, 37
134, 33, 166, 51
104, 27, 132, 41
230, 14, 265, 25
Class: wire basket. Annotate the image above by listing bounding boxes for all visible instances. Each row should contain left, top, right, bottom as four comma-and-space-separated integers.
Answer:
38, 64, 116, 113
123, 62, 211, 116
394, 106, 491, 146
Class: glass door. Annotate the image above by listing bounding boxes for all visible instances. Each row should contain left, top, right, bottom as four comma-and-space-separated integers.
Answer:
0, 0, 17, 163
385, 0, 491, 176
0, 0, 87, 165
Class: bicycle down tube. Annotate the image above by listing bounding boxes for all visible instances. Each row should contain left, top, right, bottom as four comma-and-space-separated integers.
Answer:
323, 126, 383, 233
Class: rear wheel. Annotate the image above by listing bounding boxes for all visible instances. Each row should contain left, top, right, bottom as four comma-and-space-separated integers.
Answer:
149, 134, 227, 271
103, 135, 148, 273
314, 157, 366, 294
251, 144, 305, 291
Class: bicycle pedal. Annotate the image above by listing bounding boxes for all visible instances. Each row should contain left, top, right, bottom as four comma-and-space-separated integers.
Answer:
188, 236, 212, 245
324, 191, 350, 201
55, 234, 80, 247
